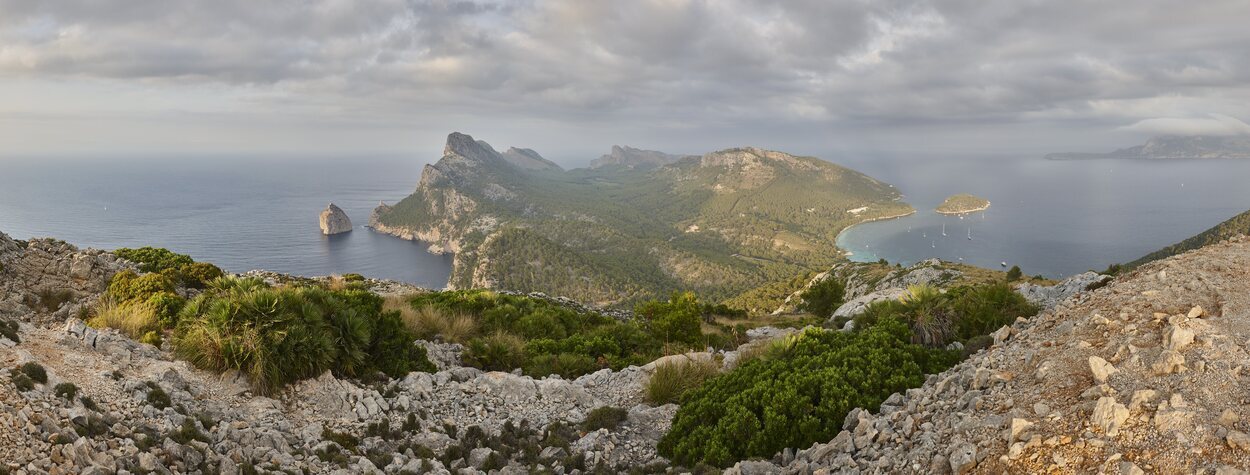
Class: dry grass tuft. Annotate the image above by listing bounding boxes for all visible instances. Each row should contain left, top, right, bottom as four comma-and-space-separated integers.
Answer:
88, 299, 161, 340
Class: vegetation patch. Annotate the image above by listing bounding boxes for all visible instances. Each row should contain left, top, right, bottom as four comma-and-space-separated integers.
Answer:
658, 320, 960, 467
88, 299, 162, 341
0, 319, 19, 344
18, 362, 47, 384
796, 276, 845, 317
54, 382, 78, 400
174, 278, 434, 395
644, 358, 721, 405
582, 406, 629, 431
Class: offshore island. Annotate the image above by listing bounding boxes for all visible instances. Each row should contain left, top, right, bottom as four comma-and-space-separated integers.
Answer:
935, 193, 991, 214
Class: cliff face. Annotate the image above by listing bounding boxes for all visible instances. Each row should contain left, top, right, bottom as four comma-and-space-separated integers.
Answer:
318, 203, 353, 235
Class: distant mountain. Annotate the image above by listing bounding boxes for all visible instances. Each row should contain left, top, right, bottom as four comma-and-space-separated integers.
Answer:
371, 132, 912, 306
1126, 208, 1250, 268
1046, 135, 1250, 160
589, 145, 689, 170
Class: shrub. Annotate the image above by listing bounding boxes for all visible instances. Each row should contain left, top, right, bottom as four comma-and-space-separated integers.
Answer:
897, 285, 955, 347
635, 292, 704, 346
113, 247, 194, 273
400, 304, 478, 343
175, 262, 225, 289
88, 300, 162, 341
1005, 265, 1023, 282
525, 352, 599, 379
19, 362, 47, 384
145, 382, 171, 409
145, 291, 185, 327
645, 358, 721, 405
322, 428, 360, 451
80, 396, 99, 411
9, 370, 35, 391
35, 288, 76, 312
140, 331, 163, 347
464, 332, 527, 372
947, 284, 1037, 341
583, 406, 629, 432
54, 382, 78, 400
106, 270, 175, 303
659, 321, 960, 467
169, 419, 211, 444
174, 280, 433, 394
0, 319, 19, 344
797, 277, 845, 318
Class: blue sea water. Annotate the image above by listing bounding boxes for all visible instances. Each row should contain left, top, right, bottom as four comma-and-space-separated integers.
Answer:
0, 156, 454, 288
832, 153, 1250, 278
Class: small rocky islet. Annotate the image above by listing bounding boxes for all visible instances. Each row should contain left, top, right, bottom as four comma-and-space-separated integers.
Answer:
936, 193, 991, 215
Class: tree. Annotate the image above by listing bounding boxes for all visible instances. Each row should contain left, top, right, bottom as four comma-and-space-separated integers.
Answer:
798, 276, 845, 317
1005, 265, 1022, 282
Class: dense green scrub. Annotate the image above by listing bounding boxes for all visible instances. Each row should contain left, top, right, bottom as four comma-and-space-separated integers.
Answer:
659, 282, 1036, 467
404, 290, 722, 378
658, 319, 959, 467
175, 278, 434, 395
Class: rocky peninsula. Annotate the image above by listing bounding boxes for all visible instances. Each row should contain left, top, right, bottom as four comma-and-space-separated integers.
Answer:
319, 203, 353, 235
936, 193, 991, 215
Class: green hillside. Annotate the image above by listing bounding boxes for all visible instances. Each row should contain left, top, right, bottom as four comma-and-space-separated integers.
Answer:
1127, 208, 1250, 268
373, 133, 912, 308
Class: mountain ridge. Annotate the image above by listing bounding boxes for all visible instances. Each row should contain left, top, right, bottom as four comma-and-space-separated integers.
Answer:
1046, 135, 1250, 160
371, 132, 913, 307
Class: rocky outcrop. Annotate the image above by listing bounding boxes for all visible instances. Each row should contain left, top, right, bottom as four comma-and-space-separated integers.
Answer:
0, 232, 129, 325
1016, 271, 1110, 310
318, 203, 353, 235
761, 235, 1250, 474
776, 258, 969, 319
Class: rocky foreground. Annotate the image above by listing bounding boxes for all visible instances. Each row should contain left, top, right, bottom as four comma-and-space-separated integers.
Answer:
746, 236, 1250, 474
5, 229, 1250, 474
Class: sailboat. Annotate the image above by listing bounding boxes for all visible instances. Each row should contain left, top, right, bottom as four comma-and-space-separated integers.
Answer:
931, 241, 936, 248
967, 228, 972, 241
942, 223, 947, 236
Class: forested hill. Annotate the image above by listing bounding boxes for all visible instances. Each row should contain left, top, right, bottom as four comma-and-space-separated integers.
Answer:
1127, 208, 1250, 268
371, 132, 912, 307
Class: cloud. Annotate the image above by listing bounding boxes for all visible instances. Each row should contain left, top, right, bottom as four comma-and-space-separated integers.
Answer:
1121, 114, 1250, 136
2, 0, 1250, 156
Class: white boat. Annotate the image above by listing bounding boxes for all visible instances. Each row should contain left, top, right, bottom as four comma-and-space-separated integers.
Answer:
967, 228, 972, 240
942, 223, 947, 236
1001, 261, 1008, 267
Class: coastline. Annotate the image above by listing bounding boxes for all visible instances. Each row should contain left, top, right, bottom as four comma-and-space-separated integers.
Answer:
835, 208, 918, 257
935, 201, 991, 215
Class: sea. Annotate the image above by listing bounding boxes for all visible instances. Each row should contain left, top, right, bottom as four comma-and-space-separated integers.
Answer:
2, 153, 1248, 287
0, 156, 454, 288
833, 153, 1250, 278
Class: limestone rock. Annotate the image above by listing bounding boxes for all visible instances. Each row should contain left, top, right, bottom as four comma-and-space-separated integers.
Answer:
1092, 396, 1129, 436
1088, 356, 1117, 383
319, 203, 353, 235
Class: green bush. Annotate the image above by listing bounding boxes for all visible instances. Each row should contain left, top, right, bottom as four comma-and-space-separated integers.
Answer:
88, 300, 162, 341
34, 288, 76, 312
797, 277, 845, 317
407, 290, 672, 378
635, 292, 704, 346
645, 358, 721, 405
0, 319, 19, 344
1005, 265, 1023, 281
464, 332, 528, 372
145, 292, 185, 327
9, 370, 35, 391
54, 382, 78, 400
174, 262, 225, 289
173, 280, 433, 394
852, 283, 1036, 348
582, 406, 629, 431
107, 270, 176, 303
657, 321, 959, 467
113, 247, 194, 273
19, 362, 47, 384
145, 382, 171, 409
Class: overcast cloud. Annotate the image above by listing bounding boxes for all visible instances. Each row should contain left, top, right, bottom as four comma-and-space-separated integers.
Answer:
2, 0, 1249, 162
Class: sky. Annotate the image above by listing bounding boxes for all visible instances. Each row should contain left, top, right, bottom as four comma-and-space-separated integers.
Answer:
2, 0, 1250, 165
